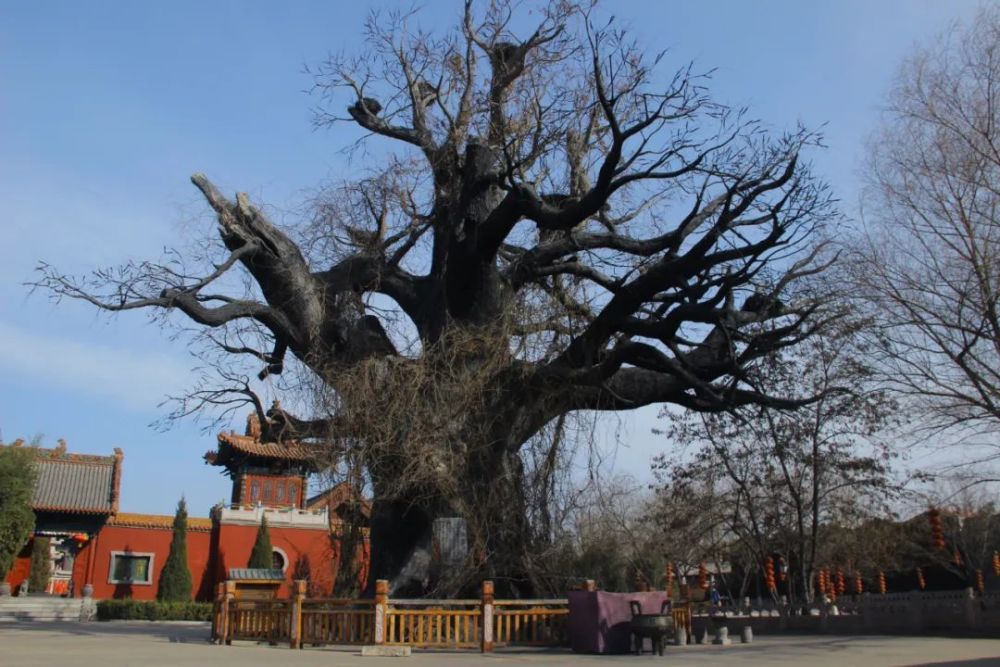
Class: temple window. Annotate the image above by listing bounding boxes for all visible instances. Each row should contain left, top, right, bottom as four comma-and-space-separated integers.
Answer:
271, 548, 287, 572
108, 552, 154, 585
276, 483, 285, 503
289, 482, 298, 506
250, 480, 260, 503
263, 481, 272, 502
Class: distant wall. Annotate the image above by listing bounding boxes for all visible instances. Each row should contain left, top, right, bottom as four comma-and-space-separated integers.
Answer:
691, 590, 1000, 638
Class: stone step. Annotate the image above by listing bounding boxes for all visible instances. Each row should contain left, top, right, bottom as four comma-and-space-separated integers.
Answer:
0, 603, 83, 610
0, 597, 93, 623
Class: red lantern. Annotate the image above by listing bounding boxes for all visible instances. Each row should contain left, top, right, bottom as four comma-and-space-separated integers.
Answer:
854, 572, 864, 595
976, 569, 985, 593
778, 556, 787, 582
765, 557, 777, 592
916, 567, 926, 590
817, 569, 827, 595
878, 571, 887, 594
665, 562, 675, 592
698, 563, 709, 591
992, 551, 1000, 577
836, 568, 846, 595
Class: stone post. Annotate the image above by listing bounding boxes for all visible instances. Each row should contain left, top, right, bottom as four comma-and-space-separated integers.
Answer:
290, 579, 307, 649
212, 582, 225, 642
908, 590, 922, 634
964, 587, 980, 630
374, 579, 389, 645
481, 580, 495, 653
222, 580, 236, 645
712, 624, 731, 645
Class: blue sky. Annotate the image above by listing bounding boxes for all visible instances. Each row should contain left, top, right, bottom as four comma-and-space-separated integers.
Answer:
0, 0, 982, 516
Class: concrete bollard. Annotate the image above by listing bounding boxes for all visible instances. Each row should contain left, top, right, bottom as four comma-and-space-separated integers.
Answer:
712, 625, 731, 646
741, 626, 753, 643
675, 625, 688, 647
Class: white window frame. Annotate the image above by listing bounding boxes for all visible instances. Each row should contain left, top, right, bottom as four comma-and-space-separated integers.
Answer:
107, 551, 155, 585
272, 547, 289, 573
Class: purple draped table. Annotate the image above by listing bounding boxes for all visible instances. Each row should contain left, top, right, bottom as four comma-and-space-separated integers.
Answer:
567, 591, 670, 654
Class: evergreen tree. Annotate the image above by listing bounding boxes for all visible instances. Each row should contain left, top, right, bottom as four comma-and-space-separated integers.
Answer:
28, 536, 50, 593
157, 497, 193, 601
248, 515, 273, 569
0, 445, 37, 579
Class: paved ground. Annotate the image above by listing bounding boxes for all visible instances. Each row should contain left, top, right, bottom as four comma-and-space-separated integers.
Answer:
2, 622, 1000, 666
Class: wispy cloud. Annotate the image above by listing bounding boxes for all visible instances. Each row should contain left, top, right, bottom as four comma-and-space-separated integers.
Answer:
0, 321, 190, 411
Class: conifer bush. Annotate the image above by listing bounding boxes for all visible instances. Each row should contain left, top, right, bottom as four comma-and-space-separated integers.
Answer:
28, 536, 51, 593
247, 515, 273, 569
157, 498, 193, 601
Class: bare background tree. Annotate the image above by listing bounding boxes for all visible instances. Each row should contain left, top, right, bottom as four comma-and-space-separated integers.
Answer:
851, 7, 1000, 474
35, 1, 837, 595
650, 311, 901, 603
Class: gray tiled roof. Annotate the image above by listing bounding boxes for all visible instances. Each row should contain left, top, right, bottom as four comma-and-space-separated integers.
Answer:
228, 568, 284, 581
31, 450, 119, 514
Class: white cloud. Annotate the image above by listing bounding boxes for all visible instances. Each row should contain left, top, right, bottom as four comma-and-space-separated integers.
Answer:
0, 321, 190, 411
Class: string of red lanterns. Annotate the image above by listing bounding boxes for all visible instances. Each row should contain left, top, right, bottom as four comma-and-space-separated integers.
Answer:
765, 556, 777, 593
928, 508, 945, 549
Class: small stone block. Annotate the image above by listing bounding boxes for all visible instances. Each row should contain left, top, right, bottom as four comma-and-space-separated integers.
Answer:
361, 645, 411, 657
712, 626, 731, 646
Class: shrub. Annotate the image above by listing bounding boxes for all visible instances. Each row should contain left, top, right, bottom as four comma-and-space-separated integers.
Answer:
96, 599, 213, 621
247, 515, 273, 569
28, 536, 51, 593
0, 446, 37, 578
157, 498, 193, 601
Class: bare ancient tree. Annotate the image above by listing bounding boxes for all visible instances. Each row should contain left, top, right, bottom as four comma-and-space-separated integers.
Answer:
852, 8, 1000, 461
35, 1, 837, 595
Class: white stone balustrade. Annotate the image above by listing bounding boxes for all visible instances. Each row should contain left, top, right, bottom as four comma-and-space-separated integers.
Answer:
213, 503, 329, 529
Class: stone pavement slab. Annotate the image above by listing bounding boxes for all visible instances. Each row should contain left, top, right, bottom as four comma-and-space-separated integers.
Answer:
2, 622, 1000, 666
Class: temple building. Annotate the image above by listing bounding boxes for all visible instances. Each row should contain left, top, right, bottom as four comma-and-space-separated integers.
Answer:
3, 415, 369, 600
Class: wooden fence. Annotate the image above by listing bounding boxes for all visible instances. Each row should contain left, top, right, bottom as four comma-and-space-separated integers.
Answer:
212, 579, 569, 651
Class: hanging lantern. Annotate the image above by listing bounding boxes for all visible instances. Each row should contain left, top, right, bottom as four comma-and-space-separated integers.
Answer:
665, 562, 675, 592
817, 569, 827, 595
953, 548, 963, 568
916, 567, 926, 590
992, 551, 1000, 577
976, 569, 985, 594
928, 508, 945, 549
765, 557, 777, 592
854, 571, 864, 595
836, 568, 846, 595
878, 571, 887, 594
778, 556, 787, 582
698, 562, 709, 591
71, 533, 89, 544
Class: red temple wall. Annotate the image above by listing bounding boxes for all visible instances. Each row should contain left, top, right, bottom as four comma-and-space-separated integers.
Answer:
212, 523, 336, 597
4, 541, 33, 592
74, 525, 213, 601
